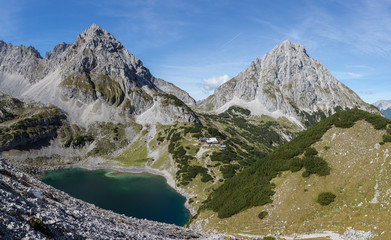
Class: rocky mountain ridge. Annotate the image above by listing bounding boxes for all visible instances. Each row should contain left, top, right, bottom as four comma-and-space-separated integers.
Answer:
197, 40, 377, 127
373, 100, 391, 110
0, 24, 198, 125
373, 100, 391, 119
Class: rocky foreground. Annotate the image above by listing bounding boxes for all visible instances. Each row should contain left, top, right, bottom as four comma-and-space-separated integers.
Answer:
0, 159, 222, 239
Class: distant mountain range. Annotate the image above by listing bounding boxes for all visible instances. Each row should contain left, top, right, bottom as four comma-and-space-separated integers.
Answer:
373, 100, 391, 119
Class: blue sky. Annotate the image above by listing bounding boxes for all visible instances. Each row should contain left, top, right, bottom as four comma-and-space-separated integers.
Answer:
1, 0, 390, 103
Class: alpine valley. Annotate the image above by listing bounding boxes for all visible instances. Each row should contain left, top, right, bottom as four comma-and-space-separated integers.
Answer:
1, 24, 390, 239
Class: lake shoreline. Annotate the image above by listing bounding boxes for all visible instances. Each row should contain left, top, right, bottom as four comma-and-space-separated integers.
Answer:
39, 163, 197, 217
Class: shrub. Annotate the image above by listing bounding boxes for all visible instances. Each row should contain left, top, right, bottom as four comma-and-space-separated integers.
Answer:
304, 147, 318, 157
302, 156, 330, 176
289, 157, 302, 172
317, 192, 336, 206
302, 171, 310, 178
263, 237, 276, 240
383, 135, 391, 143
220, 165, 240, 179
73, 135, 94, 147
170, 132, 181, 143
29, 217, 54, 238
162, 94, 186, 107
201, 173, 213, 182
185, 124, 203, 134
227, 106, 251, 116
258, 211, 268, 219
210, 150, 238, 164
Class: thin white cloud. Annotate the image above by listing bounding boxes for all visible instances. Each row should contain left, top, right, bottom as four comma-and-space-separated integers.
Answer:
359, 90, 375, 95
253, 1, 391, 56
220, 33, 242, 50
332, 72, 363, 80
345, 64, 374, 70
202, 74, 230, 92
305, 0, 391, 55
252, 17, 319, 51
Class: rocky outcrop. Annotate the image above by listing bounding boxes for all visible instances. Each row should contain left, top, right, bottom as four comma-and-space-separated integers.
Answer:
152, 78, 196, 106
45, 42, 70, 60
0, 160, 221, 239
373, 100, 391, 119
0, 92, 66, 152
0, 24, 198, 125
198, 40, 378, 126
0, 41, 43, 83
136, 94, 200, 125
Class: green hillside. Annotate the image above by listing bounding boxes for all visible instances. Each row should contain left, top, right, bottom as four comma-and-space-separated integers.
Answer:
191, 109, 391, 239
202, 109, 391, 218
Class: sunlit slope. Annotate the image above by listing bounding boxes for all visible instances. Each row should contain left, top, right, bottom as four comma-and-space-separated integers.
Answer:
192, 109, 391, 238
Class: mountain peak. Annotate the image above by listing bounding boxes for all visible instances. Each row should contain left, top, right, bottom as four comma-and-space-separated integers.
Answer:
82, 24, 106, 36
74, 24, 123, 52
198, 40, 377, 125
88, 23, 102, 30
272, 40, 306, 55
281, 39, 292, 45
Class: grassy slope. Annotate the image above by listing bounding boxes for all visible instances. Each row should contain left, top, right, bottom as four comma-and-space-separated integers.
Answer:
192, 110, 391, 238
193, 120, 391, 239
201, 109, 390, 218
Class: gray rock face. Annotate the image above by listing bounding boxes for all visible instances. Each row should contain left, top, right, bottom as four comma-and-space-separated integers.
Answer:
0, 41, 43, 83
136, 94, 199, 125
0, 159, 221, 239
198, 40, 377, 125
45, 42, 70, 60
0, 24, 199, 125
152, 78, 196, 106
373, 100, 391, 119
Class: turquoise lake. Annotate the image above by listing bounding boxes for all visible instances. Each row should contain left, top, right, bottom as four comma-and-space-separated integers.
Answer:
40, 168, 190, 226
